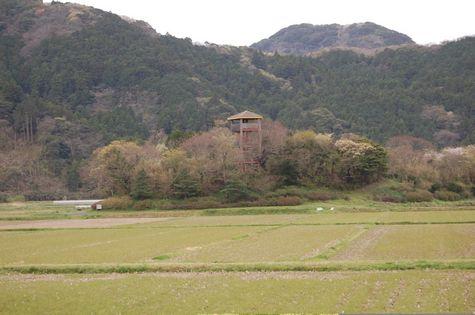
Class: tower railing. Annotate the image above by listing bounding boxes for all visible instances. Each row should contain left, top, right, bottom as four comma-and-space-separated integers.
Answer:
230, 122, 260, 132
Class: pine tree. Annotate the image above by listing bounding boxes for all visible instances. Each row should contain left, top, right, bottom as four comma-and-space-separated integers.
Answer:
131, 169, 152, 200
171, 170, 199, 199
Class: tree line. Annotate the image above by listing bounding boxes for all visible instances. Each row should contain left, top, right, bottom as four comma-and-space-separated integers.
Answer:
79, 122, 388, 205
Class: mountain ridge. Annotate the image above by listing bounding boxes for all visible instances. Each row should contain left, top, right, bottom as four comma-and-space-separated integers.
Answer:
0, 0, 158, 55
251, 22, 415, 55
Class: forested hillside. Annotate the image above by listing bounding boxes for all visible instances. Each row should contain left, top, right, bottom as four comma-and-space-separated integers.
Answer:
0, 0, 474, 198
251, 22, 414, 55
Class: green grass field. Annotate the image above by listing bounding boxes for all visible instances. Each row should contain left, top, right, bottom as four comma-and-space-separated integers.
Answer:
0, 200, 474, 313
1, 198, 474, 220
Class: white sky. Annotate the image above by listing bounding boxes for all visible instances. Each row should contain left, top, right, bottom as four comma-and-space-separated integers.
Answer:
53, 0, 475, 46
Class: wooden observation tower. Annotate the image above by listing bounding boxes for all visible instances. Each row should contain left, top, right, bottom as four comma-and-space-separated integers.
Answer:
227, 110, 263, 170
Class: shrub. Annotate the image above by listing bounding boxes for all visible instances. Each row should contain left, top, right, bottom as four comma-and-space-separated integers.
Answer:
379, 195, 404, 203
446, 182, 464, 194
305, 191, 332, 201
372, 187, 406, 203
0, 195, 7, 203
219, 180, 255, 203
458, 190, 471, 199
429, 183, 442, 193
265, 186, 340, 202
159, 197, 224, 210
236, 196, 303, 207
267, 186, 307, 198
305, 191, 343, 201
247, 196, 303, 207
6, 195, 26, 202
273, 196, 303, 206
25, 193, 64, 201
472, 186, 475, 197
132, 199, 156, 210
405, 190, 433, 202
181, 198, 223, 209
434, 190, 462, 201
101, 196, 133, 210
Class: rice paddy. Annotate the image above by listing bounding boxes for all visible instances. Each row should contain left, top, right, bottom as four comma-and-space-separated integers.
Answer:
0, 271, 473, 314
0, 200, 474, 313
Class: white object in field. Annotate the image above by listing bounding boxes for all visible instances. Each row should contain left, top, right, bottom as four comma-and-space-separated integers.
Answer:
53, 200, 102, 205
96, 204, 102, 210
330, 207, 335, 211
316, 207, 324, 211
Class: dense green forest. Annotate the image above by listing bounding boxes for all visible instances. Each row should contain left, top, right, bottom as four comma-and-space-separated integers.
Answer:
0, 0, 474, 199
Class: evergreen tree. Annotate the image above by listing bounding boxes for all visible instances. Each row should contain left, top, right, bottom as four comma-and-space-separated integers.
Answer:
219, 180, 254, 203
171, 170, 199, 199
131, 169, 152, 200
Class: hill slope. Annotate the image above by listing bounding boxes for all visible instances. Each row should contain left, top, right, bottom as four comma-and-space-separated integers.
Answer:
0, 1, 473, 152
251, 22, 415, 55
